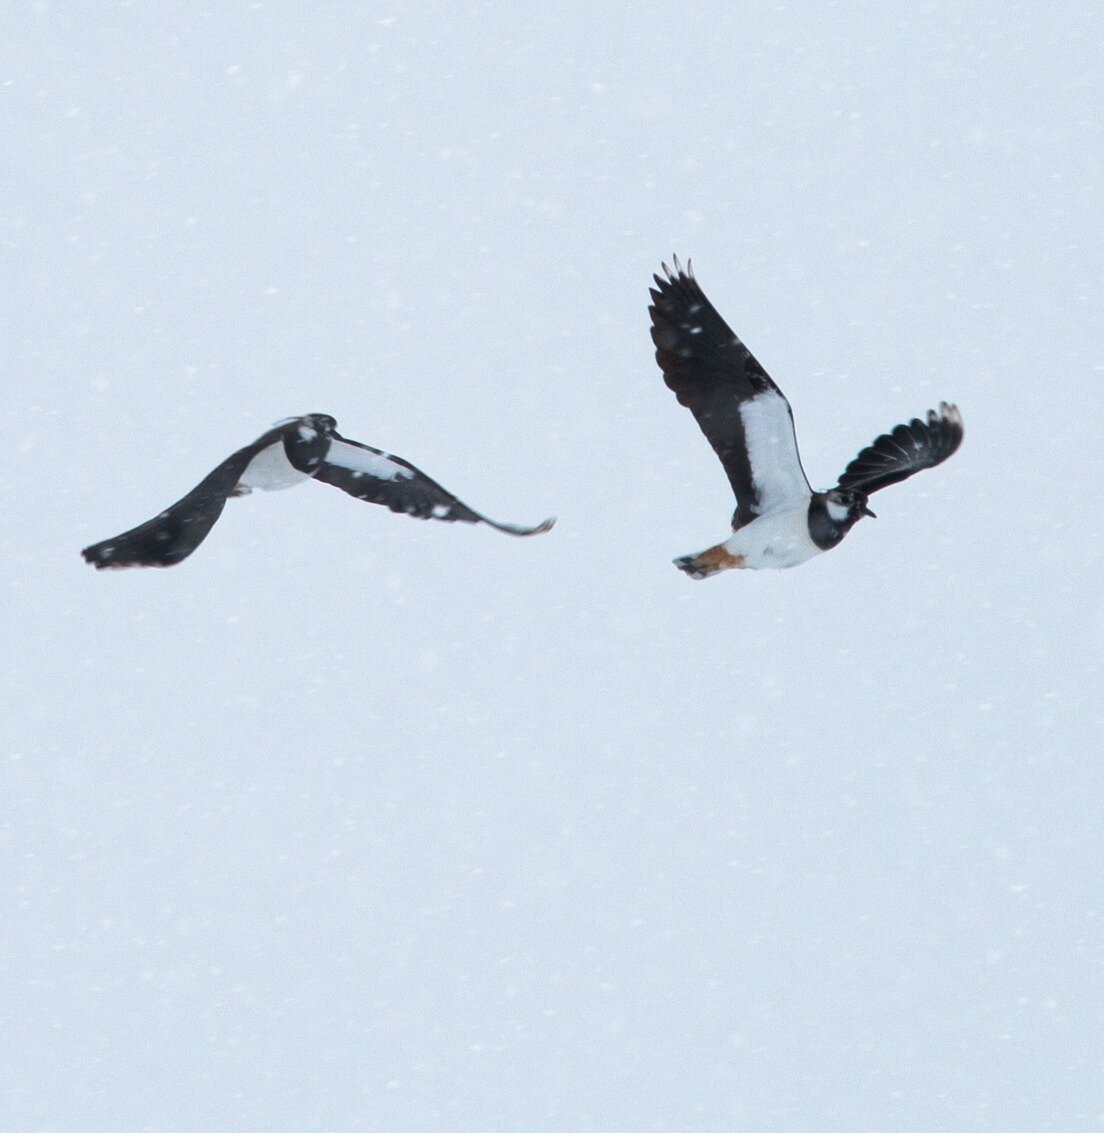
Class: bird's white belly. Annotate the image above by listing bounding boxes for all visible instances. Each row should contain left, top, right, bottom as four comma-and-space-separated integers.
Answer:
239, 442, 312, 491
726, 503, 820, 570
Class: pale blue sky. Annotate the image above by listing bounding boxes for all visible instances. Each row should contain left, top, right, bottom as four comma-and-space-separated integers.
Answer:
3, 2, 1102, 1127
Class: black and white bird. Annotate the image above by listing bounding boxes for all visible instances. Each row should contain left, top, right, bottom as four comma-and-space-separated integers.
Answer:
649, 260, 964, 578
81, 414, 554, 569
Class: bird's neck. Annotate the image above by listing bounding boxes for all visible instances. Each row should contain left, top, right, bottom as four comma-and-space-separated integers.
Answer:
807, 493, 852, 550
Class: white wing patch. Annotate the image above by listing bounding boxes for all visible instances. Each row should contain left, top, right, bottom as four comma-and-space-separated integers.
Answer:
738, 390, 810, 514
239, 441, 312, 492
325, 438, 414, 482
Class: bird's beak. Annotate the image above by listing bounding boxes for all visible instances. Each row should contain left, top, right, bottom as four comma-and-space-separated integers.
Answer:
862, 505, 877, 519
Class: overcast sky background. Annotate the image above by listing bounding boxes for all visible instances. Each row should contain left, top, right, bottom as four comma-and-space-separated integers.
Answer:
3, 2, 1103, 1128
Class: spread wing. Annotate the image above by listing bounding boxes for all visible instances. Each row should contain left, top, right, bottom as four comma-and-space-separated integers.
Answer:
312, 434, 555, 537
649, 259, 810, 528
837, 403, 964, 496
81, 425, 288, 569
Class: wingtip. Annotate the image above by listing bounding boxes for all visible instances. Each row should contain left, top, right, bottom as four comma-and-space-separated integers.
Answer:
80, 544, 162, 570
655, 256, 696, 290
668, 255, 695, 280
81, 543, 110, 569
486, 515, 557, 537
939, 401, 963, 428
81, 552, 135, 571
930, 402, 964, 447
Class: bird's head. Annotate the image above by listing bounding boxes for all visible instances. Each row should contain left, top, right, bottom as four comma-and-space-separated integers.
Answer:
303, 414, 338, 435
825, 487, 876, 525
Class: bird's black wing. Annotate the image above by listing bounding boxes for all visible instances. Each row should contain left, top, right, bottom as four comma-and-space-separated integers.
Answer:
836, 403, 964, 496
649, 259, 810, 528
81, 425, 287, 569
312, 434, 555, 537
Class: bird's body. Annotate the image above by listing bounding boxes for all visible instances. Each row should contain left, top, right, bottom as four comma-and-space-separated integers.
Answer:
82, 414, 554, 570
235, 431, 313, 492
683, 503, 821, 575
649, 259, 963, 577
675, 496, 864, 577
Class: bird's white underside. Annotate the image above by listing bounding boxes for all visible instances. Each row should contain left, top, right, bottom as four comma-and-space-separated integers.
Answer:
239, 441, 311, 491
738, 390, 810, 516
722, 500, 820, 569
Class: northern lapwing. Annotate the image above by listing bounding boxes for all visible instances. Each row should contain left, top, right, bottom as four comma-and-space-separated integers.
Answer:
649, 260, 963, 577
82, 414, 554, 569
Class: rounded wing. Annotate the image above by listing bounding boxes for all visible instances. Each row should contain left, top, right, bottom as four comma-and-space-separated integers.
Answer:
836, 403, 964, 496
649, 259, 811, 527
81, 424, 289, 569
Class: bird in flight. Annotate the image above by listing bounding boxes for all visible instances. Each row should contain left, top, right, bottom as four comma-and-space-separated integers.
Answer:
649, 259, 963, 577
81, 414, 554, 569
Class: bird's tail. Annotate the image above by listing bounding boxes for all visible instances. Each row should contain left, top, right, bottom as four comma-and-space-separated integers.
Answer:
674, 543, 746, 580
